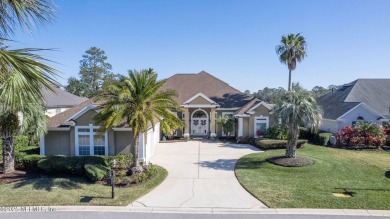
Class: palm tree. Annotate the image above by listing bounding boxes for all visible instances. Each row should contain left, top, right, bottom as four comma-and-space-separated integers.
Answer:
94, 69, 183, 171
0, 0, 58, 173
273, 87, 321, 158
276, 33, 307, 91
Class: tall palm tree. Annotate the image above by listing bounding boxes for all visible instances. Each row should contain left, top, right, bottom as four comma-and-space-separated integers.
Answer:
276, 33, 307, 91
0, 0, 58, 174
273, 87, 321, 158
94, 69, 183, 170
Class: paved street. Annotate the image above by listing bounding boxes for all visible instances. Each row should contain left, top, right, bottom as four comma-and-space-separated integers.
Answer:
131, 140, 266, 209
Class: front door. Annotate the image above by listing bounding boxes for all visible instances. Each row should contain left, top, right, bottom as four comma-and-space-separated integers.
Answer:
191, 110, 209, 136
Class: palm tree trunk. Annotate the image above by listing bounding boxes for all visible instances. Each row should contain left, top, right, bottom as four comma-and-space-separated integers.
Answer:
2, 137, 15, 173
286, 122, 298, 158
133, 133, 140, 168
288, 69, 292, 91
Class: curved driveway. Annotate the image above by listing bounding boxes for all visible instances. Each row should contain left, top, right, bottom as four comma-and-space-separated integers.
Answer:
131, 140, 267, 209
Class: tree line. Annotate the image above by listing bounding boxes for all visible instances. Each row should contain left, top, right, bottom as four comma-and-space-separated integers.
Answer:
244, 84, 341, 104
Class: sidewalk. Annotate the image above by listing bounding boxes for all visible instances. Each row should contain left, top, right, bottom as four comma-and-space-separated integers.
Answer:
2, 205, 389, 217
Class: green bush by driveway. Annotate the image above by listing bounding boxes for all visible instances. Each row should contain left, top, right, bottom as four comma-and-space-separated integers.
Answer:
235, 144, 390, 209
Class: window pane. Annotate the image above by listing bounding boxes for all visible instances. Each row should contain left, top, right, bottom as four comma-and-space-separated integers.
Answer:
256, 123, 267, 132
79, 146, 90, 155
94, 146, 105, 155
78, 128, 90, 133
78, 135, 90, 145
93, 129, 101, 133
94, 135, 105, 146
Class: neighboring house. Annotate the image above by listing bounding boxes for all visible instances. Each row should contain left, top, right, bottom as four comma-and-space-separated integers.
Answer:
41, 85, 88, 117
318, 79, 390, 133
161, 71, 275, 139
40, 99, 160, 163
40, 71, 273, 162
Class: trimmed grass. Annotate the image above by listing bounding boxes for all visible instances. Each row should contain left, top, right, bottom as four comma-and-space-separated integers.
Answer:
0, 165, 167, 206
235, 144, 390, 209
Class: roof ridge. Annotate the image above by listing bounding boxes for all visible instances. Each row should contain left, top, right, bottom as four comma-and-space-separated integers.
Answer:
197, 71, 243, 94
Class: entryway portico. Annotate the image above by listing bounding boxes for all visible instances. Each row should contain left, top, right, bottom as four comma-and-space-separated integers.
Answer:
182, 93, 218, 138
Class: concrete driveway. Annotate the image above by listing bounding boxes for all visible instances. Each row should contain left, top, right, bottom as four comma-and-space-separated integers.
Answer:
131, 140, 267, 209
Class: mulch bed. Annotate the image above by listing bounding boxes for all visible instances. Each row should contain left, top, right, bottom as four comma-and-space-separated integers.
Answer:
0, 170, 42, 185
266, 156, 315, 167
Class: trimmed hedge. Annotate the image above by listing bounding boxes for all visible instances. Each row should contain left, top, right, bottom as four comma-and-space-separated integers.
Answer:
84, 164, 111, 181
255, 139, 308, 150
37, 155, 109, 175
318, 133, 332, 146
20, 154, 44, 171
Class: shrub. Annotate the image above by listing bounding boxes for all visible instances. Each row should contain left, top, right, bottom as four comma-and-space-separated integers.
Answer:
114, 154, 133, 169
14, 135, 29, 151
318, 133, 332, 146
336, 123, 385, 147
255, 139, 307, 150
146, 163, 158, 178
84, 164, 111, 181
20, 154, 44, 171
37, 156, 109, 175
117, 169, 127, 178
123, 176, 133, 185
299, 127, 315, 140
266, 125, 288, 140
135, 172, 148, 184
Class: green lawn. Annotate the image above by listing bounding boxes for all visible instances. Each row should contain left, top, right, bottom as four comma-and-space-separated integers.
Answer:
235, 144, 390, 209
0, 165, 167, 206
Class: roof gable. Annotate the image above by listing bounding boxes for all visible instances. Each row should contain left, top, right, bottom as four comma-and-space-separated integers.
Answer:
318, 79, 390, 119
184, 93, 217, 105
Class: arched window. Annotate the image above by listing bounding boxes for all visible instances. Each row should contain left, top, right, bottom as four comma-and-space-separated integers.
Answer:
356, 116, 365, 121
193, 110, 207, 118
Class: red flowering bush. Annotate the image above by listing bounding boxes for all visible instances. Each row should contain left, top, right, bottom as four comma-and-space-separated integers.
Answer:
336, 123, 386, 148
256, 129, 265, 137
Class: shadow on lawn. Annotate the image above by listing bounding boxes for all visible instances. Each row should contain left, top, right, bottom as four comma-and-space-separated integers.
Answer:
13, 176, 83, 191
335, 187, 390, 193
235, 157, 268, 170
385, 170, 390, 179
80, 196, 111, 203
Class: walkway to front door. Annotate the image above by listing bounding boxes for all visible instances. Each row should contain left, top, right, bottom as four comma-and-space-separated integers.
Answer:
130, 140, 267, 209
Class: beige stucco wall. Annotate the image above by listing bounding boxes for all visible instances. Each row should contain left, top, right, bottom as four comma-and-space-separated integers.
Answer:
74, 110, 97, 126
45, 131, 71, 156
248, 105, 273, 137
189, 96, 212, 104
114, 131, 134, 155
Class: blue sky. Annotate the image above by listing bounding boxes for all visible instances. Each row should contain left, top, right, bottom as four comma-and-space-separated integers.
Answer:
10, 0, 390, 93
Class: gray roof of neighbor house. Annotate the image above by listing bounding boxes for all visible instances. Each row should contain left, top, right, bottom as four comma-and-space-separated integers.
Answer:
317, 79, 390, 120
42, 85, 88, 108
161, 71, 254, 108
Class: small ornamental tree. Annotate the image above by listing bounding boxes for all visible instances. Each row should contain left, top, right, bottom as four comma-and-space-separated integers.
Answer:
216, 115, 235, 138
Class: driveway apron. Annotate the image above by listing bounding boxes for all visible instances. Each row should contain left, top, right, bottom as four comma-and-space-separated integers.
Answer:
131, 140, 267, 209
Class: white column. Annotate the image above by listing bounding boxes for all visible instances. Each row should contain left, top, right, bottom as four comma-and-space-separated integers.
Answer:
39, 136, 45, 155
238, 117, 243, 137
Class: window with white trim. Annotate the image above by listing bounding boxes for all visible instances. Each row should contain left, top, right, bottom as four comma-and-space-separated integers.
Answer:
75, 125, 108, 156
254, 116, 269, 138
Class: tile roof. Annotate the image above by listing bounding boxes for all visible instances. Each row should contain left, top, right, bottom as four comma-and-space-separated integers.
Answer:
318, 79, 390, 120
161, 71, 253, 108
41, 85, 88, 108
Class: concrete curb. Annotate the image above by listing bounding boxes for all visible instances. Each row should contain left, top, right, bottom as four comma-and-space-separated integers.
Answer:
1, 206, 390, 217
